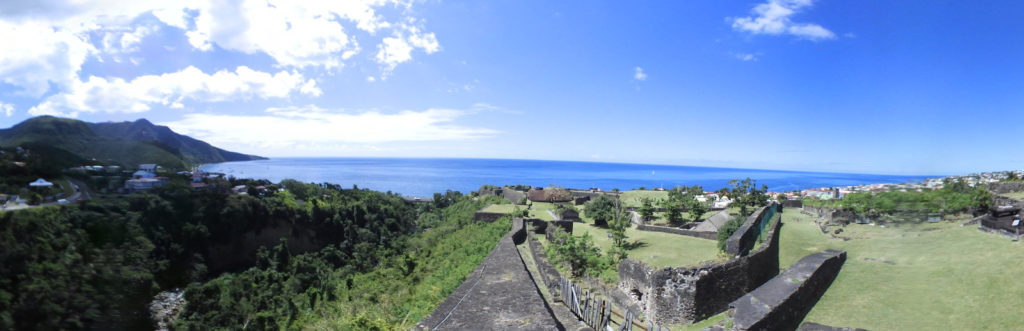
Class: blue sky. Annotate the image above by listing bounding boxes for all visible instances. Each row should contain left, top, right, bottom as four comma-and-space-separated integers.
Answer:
1, 1, 1022, 176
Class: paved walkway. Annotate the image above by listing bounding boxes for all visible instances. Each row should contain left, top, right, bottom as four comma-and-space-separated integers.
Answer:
415, 231, 562, 330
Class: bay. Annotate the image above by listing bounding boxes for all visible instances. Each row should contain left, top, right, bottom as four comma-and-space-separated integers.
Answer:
200, 158, 934, 198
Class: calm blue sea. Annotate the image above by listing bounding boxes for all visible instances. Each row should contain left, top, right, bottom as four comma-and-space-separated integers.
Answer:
199, 158, 933, 198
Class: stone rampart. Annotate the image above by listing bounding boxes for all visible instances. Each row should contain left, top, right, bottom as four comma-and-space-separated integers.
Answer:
512, 218, 527, 244
987, 182, 1024, 194
617, 216, 782, 324
635, 224, 718, 240
729, 249, 847, 331
725, 204, 778, 256
524, 224, 646, 321
801, 206, 857, 224
414, 220, 561, 330
782, 200, 803, 208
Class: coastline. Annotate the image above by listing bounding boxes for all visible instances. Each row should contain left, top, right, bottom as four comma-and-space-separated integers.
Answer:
199, 157, 940, 198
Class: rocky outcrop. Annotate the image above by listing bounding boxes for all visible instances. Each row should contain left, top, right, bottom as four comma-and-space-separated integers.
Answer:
149, 289, 185, 331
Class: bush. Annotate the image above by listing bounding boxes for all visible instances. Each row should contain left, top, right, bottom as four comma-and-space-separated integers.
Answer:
546, 231, 616, 278
717, 215, 746, 252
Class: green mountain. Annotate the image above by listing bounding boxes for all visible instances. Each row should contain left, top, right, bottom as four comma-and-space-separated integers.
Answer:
0, 116, 265, 169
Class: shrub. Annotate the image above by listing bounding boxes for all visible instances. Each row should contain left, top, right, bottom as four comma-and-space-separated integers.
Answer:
717, 215, 746, 252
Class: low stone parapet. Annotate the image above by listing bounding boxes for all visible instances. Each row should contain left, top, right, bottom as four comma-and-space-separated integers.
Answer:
729, 249, 847, 331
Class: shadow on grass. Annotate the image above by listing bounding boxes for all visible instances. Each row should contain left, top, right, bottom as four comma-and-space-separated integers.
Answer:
623, 240, 647, 250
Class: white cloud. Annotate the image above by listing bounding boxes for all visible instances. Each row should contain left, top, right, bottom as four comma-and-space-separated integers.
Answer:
29, 66, 319, 117
101, 24, 157, 63
0, 0, 438, 97
163, 106, 498, 153
0, 20, 95, 97
734, 52, 758, 61
634, 67, 647, 81
0, 102, 14, 117
731, 0, 835, 41
376, 24, 440, 77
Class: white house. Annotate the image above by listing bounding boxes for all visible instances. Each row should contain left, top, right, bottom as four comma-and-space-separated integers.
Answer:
139, 164, 158, 172
29, 178, 53, 187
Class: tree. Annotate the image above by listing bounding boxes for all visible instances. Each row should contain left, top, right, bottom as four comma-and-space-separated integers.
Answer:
584, 194, 616, 227
687, 199, 709, 223
637, 198, 655, 223
607, 200, 629, 261
729, 178, 768, 216
1008, 171, 1020, 181
660, 198, 682, 224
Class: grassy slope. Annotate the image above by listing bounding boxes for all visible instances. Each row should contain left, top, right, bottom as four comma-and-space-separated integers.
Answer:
780, 208, 1024, 330
480, 204, 517, 213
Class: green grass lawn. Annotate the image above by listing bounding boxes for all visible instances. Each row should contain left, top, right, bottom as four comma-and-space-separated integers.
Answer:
997, 191, 1024, 201
528, 201, 559, 220
573, 222, 721, 269
779, 208, 1024, 330
480, 203, 517, 214
619, 190, 669, 208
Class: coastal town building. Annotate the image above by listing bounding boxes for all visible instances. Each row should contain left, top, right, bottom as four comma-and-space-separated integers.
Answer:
133, 170, 156, 179
125, 177, 169, 191
29, 178, 53, 188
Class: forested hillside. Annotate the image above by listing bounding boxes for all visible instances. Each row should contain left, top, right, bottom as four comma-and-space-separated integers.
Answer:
0, 116, 264, 169
0, 180, 508, 329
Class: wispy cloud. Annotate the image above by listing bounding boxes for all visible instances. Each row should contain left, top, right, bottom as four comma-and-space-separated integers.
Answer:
730, 0, 835, 41
634, 67, 647, 81
163, 106, 498, 155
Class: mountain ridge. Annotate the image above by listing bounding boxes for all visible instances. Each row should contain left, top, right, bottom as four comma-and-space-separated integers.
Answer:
0, 116, 265, 169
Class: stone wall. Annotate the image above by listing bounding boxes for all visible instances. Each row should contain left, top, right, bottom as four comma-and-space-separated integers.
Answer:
782, 200, 803, 208
543, 220, 575, 243
729, 249, 847, 331
987, 182, 1024, 194
801, 206, 857, 224
725, 204, 778, 256
617, 216, 782, 325
635, 224, 718, 240
414, 223, 562, 330
524, 224, 646, 320
473, 211, 507, 223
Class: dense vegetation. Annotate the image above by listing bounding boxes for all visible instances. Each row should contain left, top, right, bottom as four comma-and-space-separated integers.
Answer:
296, 195, 509, 329
0, 177, 512, 330
0, 179, 421, 329
804, 179, 991, 215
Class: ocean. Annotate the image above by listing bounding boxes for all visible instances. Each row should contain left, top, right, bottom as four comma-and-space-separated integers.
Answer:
199, 158, 934, 198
